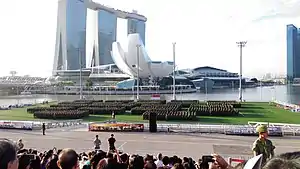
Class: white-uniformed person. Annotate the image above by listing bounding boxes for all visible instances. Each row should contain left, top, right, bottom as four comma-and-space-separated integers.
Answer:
94, 135, 101, 150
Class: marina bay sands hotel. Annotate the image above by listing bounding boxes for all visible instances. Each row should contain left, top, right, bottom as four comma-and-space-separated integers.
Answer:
53, 0, 147, 74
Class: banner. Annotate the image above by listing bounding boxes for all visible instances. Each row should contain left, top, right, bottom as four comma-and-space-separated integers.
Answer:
225, 127, 282, 137
0, 121, 33, 130
151, 94, 161, 100
89, 123, 144, 132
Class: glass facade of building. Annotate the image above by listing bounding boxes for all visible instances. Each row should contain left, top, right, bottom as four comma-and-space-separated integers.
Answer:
287, 24, 300, 81
54, 0, 147, 72
127, 18, 146, 45
66, 0, 87, 70
98, 10, 117, 65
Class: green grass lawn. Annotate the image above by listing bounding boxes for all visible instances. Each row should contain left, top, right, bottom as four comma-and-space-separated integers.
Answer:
0, 102, 299, 124
198, 102, 300, 124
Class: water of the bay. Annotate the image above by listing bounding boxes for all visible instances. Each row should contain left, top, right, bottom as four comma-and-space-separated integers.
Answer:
0, 85, 299, 106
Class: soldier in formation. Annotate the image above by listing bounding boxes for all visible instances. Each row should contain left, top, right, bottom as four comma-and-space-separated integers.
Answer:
252, 125, 275, 164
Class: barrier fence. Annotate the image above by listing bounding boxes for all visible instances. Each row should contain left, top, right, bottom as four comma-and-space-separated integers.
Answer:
0, 119, 84, 130
1, 119, 300, 136
142, 123, 300, 136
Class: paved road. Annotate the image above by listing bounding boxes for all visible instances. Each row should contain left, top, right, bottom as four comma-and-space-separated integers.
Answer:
1, 128, 299, 160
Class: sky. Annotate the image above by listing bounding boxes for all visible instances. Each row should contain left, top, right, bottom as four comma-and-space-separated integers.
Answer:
1, 0, 300, 78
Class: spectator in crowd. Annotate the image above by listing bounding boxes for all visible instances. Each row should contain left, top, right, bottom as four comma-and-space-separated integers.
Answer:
94, 135, 101, 151
108, 134, 116, 152
4, 134, 300, 169
144, 160, 157, 169
96, 159, 107, 169
41, 150, 54, 169
161, 156, 170, 169
46, 154, 59, 169
57, 149, 79, 169
17, 154, 31, 169
209, 154, 234, 169
252, 125, 275, 164
30, 155, 42, 169
119, 153, 129, 169
263, 151, 300, 169
0, 139, 19, 169
171, 163, 184, 169
155, 153, 163, 168
18, 139, 24, 150
129, 154, 144, 169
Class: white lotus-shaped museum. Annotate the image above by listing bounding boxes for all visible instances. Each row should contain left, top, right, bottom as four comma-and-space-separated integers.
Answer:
111, 34, 174, 78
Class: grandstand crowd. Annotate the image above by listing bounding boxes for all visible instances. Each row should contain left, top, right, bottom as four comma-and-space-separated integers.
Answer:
1, 136, 299, 169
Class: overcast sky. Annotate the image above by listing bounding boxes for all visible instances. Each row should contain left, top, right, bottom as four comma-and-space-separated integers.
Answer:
1, 0, 300, 78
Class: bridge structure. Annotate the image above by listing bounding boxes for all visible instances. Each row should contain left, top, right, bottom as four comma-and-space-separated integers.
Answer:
0, 76, 47, 87
0, 76, 49, 94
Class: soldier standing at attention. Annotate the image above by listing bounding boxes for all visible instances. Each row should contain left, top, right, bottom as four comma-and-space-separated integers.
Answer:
108, 134, 116, 152
42, 123, 46, 135
252, 125, 275, 164
94, 135, 101, 150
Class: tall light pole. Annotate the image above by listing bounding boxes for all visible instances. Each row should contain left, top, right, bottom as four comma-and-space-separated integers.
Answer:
77, 48, 83, 100
172, 42, 176, 100
136, 44, 141, 100
236, 41, 247, 102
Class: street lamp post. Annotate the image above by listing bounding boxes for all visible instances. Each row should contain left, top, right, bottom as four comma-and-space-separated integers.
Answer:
136, 44, 141, 101
236, 41, 247, 102
172, 42, 176, 100
77, 48, 83, 100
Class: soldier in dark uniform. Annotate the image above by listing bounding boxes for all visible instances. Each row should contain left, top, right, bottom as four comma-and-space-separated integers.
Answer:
42, 123, 46, 135
108, 134, 116, 152
252, 125, 275, 164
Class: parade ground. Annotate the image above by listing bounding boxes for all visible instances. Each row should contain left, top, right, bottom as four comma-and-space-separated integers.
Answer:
1, 102, 300, 124
1, 127, 300, 160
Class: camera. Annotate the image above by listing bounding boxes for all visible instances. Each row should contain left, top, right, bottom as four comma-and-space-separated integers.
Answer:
199, 155, 215, 169
202, 155, 214, 163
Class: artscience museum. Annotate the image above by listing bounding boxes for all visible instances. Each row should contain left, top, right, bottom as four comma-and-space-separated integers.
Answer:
110, 34, 196, 90
111, 34, 174, 78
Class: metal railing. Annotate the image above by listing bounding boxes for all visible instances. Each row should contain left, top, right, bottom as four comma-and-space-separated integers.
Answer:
142, 122, 300, 136
32, 119, 84, 130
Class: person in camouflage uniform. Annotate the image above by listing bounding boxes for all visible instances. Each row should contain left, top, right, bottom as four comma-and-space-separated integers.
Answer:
252, 125, 275, 164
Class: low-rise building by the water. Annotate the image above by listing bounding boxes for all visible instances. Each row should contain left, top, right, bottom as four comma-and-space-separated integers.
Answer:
178, 66, 246, 91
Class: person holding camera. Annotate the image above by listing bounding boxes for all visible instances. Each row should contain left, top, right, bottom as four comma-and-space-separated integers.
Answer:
198, 154, 233, 169
17, 139, 24, 150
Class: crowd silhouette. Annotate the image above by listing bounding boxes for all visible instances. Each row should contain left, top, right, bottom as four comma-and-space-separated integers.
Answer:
1, 138, 300, 169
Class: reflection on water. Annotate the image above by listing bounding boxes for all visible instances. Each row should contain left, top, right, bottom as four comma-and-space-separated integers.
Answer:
0, 85, 300, 106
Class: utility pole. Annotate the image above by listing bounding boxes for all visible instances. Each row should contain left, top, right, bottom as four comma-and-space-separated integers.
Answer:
205, 79, 208, 101
77, 48, 83, 100
236, 41, 247, 102
172, 42, 176, 100
136, 44, 141, 100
